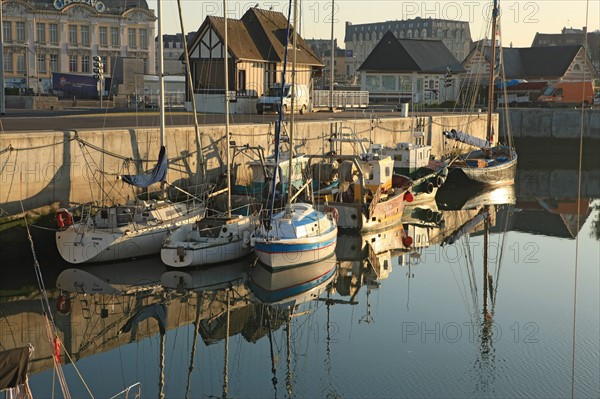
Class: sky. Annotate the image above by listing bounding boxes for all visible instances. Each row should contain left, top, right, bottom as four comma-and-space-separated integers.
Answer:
151, 0, 599, 48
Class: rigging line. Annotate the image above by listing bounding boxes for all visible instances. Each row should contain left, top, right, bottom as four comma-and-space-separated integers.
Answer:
0, 144, 14, 155
571, 2, 589, 397
5, 137, 76, 152
77, 140, 123, 203
185, 292, 202, 399
19, 198, 75, 399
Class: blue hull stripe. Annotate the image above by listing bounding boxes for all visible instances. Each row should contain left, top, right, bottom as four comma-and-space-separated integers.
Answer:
251, 267, 336, 303
255, 236, 336, 254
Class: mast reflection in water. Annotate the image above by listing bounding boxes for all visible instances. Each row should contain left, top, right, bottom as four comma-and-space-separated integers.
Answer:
1, 167, 599, 397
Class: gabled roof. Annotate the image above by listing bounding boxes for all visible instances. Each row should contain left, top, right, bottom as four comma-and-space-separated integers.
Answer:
205, 16, 264, 61
241, 8, 322, 65
476, 45, 592, 79
188, 8, 322, 66
358, 31, 465, 73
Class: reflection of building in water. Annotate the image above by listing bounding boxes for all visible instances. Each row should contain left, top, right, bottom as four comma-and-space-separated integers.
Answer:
0, 263, 252, 375
515, 167, 598, 238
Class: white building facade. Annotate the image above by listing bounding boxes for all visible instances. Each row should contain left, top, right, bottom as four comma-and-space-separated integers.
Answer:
1, 0, 156, 94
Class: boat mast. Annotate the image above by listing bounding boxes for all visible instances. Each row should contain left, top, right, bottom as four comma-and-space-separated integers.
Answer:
485, 0, 499, 143
286, 0, 299, 212
483, 205, 490, 319
224, 0, 232, 217
157, 0, 167, 196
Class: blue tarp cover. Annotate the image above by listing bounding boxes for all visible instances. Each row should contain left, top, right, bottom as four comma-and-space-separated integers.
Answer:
120, 304, 167, 335
121, 146, 167, 188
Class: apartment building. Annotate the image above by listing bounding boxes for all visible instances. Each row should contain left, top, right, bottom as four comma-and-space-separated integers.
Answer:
1, 0, 156, 94
345, 17, 472, 81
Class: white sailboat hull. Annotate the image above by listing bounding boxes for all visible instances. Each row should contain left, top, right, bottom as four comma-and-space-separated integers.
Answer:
161, 215, 256, 267
56, 205, 204, 264
254, 203, 338, 269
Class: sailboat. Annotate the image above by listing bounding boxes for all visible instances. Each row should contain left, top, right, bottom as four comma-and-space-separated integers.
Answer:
443, 0, 517, 185
55, 3, 205, 264
252, 1, 337, 269
161, 6, 260, 267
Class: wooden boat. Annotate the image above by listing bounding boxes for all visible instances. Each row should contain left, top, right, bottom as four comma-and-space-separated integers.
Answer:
443, 0, 517, 186
314, 151, 413, 231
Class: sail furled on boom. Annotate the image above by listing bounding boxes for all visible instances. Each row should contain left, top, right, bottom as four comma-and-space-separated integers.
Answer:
120, 146, 168, 188
443, 129, 492, 149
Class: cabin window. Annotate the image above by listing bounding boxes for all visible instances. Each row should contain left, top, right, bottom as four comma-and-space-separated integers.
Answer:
555, 89, 563, 96
101, 210, 108, 219
385, 167, 391, 177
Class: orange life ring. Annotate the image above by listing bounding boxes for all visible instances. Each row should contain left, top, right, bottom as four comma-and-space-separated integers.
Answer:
55, 209, 73, 229
404, 191, 414, 203
56, 295, 71, 315
402, 236, 413, 248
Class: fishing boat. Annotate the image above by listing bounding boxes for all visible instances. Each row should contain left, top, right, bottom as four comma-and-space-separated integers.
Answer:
252, 3, 337, 269
54, 6, 205, 264
443, 0, 517, 186
370, 141, 448, 203
313, 141, 414, 231
161, 7, 259, 267
367, 118, 448, 203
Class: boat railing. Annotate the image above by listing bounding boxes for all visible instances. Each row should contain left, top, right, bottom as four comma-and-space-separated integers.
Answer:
109, 382, 142, 399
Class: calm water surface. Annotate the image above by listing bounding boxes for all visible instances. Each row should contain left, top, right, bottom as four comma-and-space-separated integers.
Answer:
2, 151, 599, 399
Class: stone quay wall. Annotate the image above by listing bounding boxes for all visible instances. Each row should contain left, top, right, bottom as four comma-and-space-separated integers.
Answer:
0, 113, 495, 217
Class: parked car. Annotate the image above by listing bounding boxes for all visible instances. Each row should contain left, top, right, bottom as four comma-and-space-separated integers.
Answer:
256, 83, 310, 115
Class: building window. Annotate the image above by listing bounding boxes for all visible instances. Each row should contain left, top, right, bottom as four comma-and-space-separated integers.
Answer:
17, 54, 25, 74
128, 28, 137, 48
3, 21, 11, 42
37, 54, 46, 73
81, 26, 90, 46
69, 25, 77, 44
16, 22, 26, 42
82, 55, 90, 73
238, 70, 246, 93
50, 54, 58, 71
69, 55, 77, 72
99, 27, 108, 46
140, 28, 148, 49
4, 52, 13, 72
111, 27, 119, 47
36, 23, 46, 43
49, 24, 59, 44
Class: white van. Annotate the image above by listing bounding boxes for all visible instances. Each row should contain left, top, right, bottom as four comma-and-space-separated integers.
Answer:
256, 83, 310, 115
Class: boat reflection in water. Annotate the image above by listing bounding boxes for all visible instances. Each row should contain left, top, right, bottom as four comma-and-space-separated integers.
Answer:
250, 257, 337, 308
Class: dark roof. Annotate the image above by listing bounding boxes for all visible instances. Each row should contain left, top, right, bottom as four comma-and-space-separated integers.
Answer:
206, 16, 264, 61
189, 8, 322, 66
481, 45, 586, 78
241, 8, 322, 65
358, 31, 465, 73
